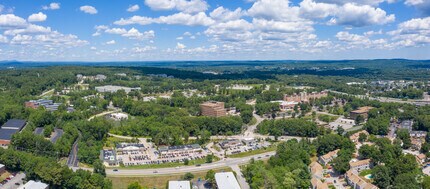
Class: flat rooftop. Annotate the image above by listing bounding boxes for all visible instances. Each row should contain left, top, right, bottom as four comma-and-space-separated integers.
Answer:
1, 119, 26, 130
215, 172, 241, 189
0, 128, 20, 140
18, 180, 49, 189
168, 181, 191, 189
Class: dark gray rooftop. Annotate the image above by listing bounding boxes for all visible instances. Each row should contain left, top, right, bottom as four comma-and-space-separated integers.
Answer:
0, 128, 19, 140
1, 119, 26, 130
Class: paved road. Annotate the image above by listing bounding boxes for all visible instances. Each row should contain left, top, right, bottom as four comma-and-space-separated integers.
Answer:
88, 109, 121, 121
67, 132, 81, 167
1, 173, 25, 189
50, 128, 64, 143
106, 151, 275, 176
230, 165, 250, 189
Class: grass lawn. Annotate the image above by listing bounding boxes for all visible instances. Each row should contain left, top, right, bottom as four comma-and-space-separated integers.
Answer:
227, 145, 276, 158
104, 136, 136, 148
108, 167, 232, 189
359, 169, 372, 177
114, 157, 219, 170
0, 172, 11, 182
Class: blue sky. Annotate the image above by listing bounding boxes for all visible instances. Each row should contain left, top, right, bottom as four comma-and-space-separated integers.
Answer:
0, 0, 429, 61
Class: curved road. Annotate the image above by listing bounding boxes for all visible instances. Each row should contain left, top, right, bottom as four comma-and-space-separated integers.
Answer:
106, 151, 275, 176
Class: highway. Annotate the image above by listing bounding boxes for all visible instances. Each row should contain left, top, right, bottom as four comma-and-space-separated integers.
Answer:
106, 151, 275, 176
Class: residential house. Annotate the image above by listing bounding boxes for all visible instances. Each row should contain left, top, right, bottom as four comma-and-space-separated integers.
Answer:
346, 170, 378, 189
310, 162, 324, 179
318, 149, 339, 165
349, 159, 372, 173
311, 178, 329, 189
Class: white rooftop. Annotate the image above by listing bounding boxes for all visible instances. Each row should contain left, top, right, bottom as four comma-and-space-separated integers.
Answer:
168, 181, 191, 189
215, 172, 241, 189
18, 180, 49, 189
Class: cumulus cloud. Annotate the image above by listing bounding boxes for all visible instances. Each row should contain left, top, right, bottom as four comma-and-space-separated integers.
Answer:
405, 0, 430, 16
157, 12, 214, 26
42, 3, 60, 10
4, 24, 52, 35
313, 0, 395, 6
336, 31, 391, 49
176, 42, 186, 49
210, 7, 244, 21
80, 5, 98, 14
127, 5, 140, 12
0, 14, 28, 28
28, 12, 47, 22
104, 27, 155, 40
388, 16, 430, 46
144, 0, 208, 13
0, 14, 87, 47
132, 46, 157, 53
0, 34, 8, 43
300, 0, 395, 27
114, 16, 153, 25
106, 40, 116, 45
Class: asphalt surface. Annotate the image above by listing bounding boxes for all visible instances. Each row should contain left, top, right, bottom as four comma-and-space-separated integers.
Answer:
1, 173, 25, 189
106, 151, 275, 176
67, 133, 81, 167
50, 128, 64, 143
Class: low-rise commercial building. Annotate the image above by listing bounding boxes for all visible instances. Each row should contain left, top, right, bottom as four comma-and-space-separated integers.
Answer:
18, 180, 49, 189
200, 101, 226, 117
284, 91, 328, 103
168, 181, 191, 189
0, 119, 26, 149
215, 172, 241, 189
95, 85, 141, 94
350, 106, 374, 120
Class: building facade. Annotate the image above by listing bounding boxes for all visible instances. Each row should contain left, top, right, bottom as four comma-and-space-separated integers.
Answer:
200, 101, 227, 117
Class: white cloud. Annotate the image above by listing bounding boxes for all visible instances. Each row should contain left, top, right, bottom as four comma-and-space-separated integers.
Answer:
127, 5, 140, 12
405, 0, 430, 16
132, 46, 156, 53
336, 31, 391, 49
300, 0, 395, 27
4, 24, 52, 35
388, 17, 430, 46
144, 0, 208, 13
176, 42, 186, 49
176, 36, 184, 40
80, 5, 98, 14
329, 3, 395, 27
157, 12, 214, 26
42, 3, 60, 10
114, 16, 153, 25
0, 4, 4, 13
0, 14, 28, 28
90, 46, 97, 50
105, 28, 127, 34
122, 28, 155, 40
106, 40, 116, 45
210, 7, 244, 22
313, 0, 395, 6
104, 27, 155, 40
0, 34, 8, 43
9, 32, 88, 46
28, 12, 47, 22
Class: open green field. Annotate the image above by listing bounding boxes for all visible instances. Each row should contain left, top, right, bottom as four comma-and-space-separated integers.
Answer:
108, 167, 232, 189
